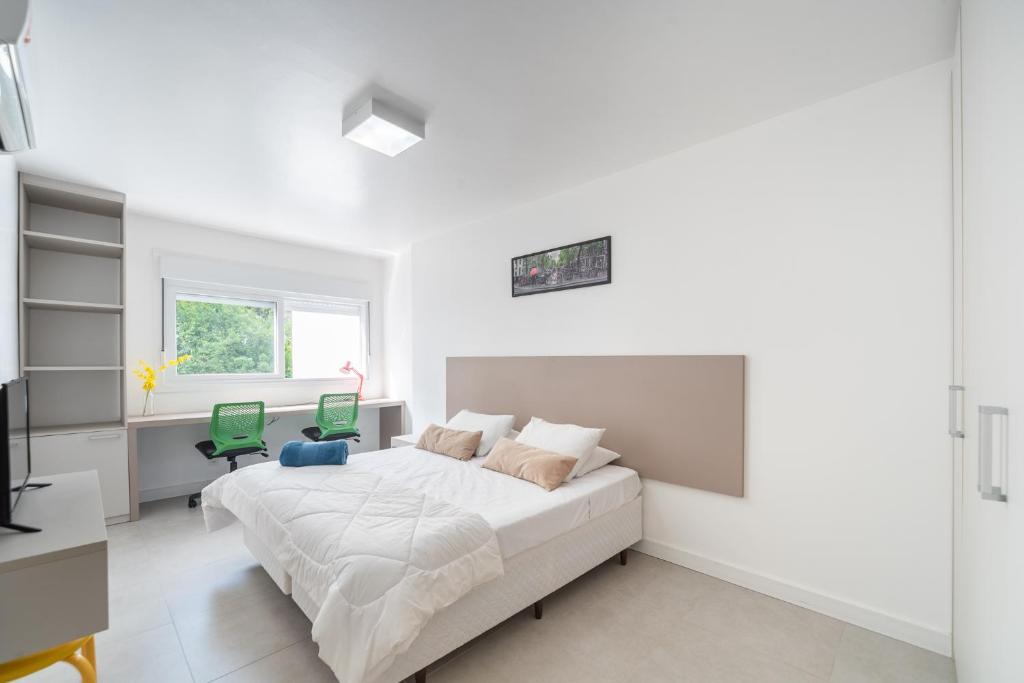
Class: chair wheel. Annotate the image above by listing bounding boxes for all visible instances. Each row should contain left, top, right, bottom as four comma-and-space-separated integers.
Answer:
188, 497, 198, 508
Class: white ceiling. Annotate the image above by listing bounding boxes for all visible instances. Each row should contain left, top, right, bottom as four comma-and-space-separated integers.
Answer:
18, 0, 957, 253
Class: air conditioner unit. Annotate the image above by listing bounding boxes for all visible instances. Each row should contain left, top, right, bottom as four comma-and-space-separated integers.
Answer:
0, 0, 34, 152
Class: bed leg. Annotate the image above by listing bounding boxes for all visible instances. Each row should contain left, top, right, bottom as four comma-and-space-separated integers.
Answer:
414, 669, 426, 683
533, 600, 543, 620
619, 549, 628, 566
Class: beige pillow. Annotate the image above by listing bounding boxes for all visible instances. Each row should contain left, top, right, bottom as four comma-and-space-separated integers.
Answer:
482, 437, 578, 491
416, 424, 483, 461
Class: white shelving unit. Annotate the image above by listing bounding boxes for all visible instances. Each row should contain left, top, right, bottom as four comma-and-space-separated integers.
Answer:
18, 173, 129, 523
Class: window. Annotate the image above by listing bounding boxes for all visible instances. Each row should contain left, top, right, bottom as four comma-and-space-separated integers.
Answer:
284, 303, 364, 379
175, 294, 277, 376
164, 280, 368, 382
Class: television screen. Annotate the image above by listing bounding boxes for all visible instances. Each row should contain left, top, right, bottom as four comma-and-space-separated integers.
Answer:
2, 377, 30, 517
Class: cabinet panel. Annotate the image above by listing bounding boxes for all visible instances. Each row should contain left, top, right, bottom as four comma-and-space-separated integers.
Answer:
27, 370, 123, 428
27, 248, 121, 306
30, 429, 129, 519
26, 309, 121, 367
28, 203, 122, 243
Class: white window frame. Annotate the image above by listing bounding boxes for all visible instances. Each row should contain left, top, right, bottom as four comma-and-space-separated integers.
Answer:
162, 279, 369, 385
282, 298, 368, 381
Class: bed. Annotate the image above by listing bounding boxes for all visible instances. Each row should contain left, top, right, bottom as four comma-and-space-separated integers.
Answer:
204, 445, 642, 683
202, 353, 744, 682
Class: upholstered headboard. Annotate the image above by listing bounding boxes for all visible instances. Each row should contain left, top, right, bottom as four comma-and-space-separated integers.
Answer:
445, 355, 745, 497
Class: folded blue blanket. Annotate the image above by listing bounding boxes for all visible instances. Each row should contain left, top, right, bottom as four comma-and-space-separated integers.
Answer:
280, 439, 349, 467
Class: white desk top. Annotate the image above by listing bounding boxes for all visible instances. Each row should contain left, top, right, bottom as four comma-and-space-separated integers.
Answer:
0, 471, 109, 661
127, 397, 404, 429
0, 471, 107, 573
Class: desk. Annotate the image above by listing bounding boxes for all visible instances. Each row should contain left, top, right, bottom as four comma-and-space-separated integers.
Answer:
0, 471, 108, 662
126, 398, 404, 520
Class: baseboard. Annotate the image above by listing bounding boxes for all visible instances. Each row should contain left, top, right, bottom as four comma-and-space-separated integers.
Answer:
140, 480, 216, 503
633, 538, 951, 657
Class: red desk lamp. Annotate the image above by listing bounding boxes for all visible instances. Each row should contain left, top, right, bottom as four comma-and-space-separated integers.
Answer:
340, 361, 364, 400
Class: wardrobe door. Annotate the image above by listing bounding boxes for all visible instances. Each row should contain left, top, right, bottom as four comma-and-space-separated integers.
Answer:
953, 2, 1024, 681
949, 15, 965, 666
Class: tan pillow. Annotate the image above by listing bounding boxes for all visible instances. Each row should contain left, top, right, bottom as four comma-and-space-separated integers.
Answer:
482, 437, 578, 491
416, 424, 483, 461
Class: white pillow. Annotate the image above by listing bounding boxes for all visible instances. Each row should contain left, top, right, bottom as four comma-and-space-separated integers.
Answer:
445, 410, 515, 457
515, 417, 605, 481
575, 445, 622, 477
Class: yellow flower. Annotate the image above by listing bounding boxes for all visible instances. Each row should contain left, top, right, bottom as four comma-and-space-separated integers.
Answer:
134, 355, 192, 393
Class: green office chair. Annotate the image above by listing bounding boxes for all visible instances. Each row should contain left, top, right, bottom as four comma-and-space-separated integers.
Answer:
188, 401, 269, 508
301, 393, 361, 443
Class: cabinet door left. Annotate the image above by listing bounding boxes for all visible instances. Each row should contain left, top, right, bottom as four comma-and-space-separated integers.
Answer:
30, 428, 129, 521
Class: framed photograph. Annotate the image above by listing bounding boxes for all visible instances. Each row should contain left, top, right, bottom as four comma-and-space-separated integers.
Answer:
511, 236, 611, 297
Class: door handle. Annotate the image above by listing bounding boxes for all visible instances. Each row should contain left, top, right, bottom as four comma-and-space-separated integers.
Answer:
978, 405, 1008, 502
87, 433, 123, 441
949, 385, 965, 438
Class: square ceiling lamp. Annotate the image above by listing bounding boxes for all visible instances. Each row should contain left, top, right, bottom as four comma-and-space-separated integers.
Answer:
342, 98, 424, 157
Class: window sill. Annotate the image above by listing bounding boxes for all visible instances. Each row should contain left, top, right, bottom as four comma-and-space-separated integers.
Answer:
157, 376, 364, 393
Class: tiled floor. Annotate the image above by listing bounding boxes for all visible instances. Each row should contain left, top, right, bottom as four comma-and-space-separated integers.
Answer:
24, 498, 956, 683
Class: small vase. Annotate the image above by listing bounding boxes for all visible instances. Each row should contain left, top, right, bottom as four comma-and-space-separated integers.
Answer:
143, 390, 155, 417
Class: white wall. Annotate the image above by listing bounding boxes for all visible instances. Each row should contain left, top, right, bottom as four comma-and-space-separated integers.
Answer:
0, 156, 18, 380
136, 409, 381, 502
125, 213, 393, 499
953, 1, 1024, 681
406, 62, 953, 653
384, 245, 414, 431
125, 213, 390, 415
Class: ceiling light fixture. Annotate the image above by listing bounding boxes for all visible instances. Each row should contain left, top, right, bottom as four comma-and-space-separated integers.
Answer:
342, 98, 424, 157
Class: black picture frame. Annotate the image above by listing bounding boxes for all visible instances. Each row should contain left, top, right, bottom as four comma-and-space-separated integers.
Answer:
510, 236, 612, 297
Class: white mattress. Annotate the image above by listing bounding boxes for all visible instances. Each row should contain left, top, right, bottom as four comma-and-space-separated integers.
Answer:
343, 446, 641, 558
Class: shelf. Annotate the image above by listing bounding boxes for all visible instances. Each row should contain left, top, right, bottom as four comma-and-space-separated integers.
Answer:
25, 366, 124, 372
18, 174, 127, 450
23, 230, 123, 258
22, 298, 123, 313
22, 173, 125, 218
30, 422, 125, 437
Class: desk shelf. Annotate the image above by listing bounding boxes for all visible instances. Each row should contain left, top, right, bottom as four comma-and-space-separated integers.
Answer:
127, 399, 405, 521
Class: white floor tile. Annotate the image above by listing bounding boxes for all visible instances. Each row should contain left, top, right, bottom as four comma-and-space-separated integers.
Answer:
41, 498, 954, 683
830, 626, 956, 683
173, 584, 311, 682
21, 624, 193, 683
213, 639, 335, 682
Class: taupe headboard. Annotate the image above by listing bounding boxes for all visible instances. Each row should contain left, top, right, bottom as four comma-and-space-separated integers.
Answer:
446, 355, 745, 497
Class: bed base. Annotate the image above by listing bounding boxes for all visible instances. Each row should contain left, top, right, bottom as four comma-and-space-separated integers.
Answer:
244, 495, 642, 683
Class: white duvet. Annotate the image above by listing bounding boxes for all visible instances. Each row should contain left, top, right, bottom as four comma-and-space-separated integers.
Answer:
201, 460, 504, 683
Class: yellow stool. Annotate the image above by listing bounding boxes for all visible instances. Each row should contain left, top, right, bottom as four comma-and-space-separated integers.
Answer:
0, 636, 96, 682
